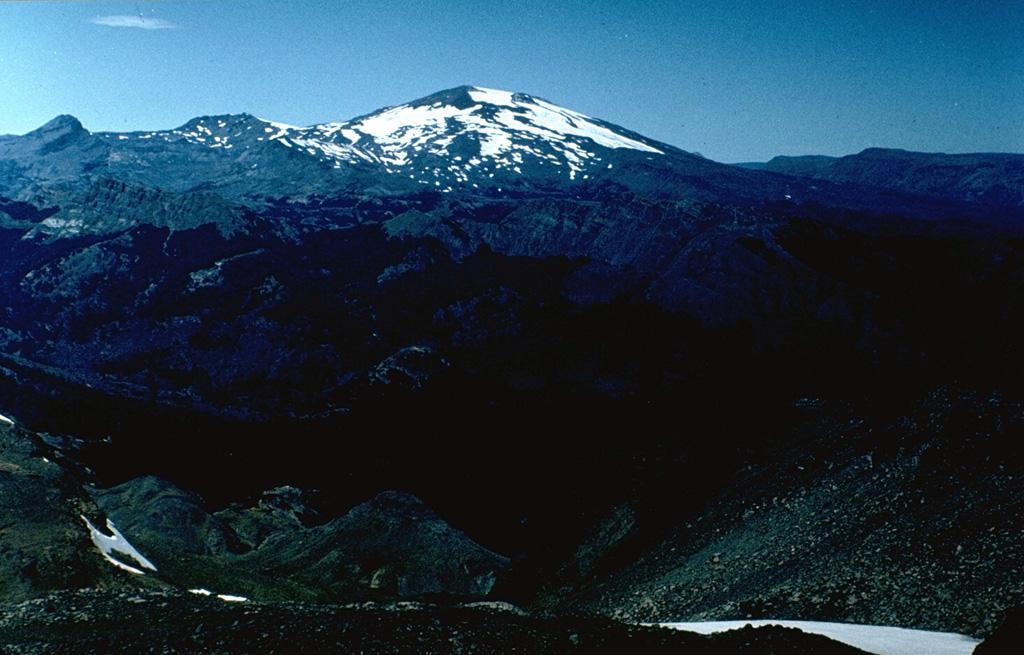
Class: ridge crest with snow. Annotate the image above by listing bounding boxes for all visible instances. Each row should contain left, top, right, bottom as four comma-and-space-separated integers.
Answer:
89, 86, 674, 190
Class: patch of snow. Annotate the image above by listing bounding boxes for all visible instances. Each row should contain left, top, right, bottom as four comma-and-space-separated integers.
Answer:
316, 123, 342, 137
466, 87, 515, 106
658, 621, 981, 655
489, 98, 662, 154
189, 588, 247, 602
348, 103, 463, 147
297, 138, 368, 163
41, 217, 85, 234
188, 263, 223, 289
82, 515, 158, 575
266, 119, 300, 130
336, 87, 662, 169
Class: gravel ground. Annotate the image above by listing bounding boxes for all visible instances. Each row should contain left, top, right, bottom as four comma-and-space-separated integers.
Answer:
557, 388, 1024, 637
0, 588, 873, 655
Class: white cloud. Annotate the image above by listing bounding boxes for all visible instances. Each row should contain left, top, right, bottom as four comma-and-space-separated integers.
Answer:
87, 15, 181, 30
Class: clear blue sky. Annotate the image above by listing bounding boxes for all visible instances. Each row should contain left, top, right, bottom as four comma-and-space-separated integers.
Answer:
1, 0, 1021, 163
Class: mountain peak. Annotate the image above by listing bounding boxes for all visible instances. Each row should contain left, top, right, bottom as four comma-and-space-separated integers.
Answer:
330, 85, 665, 183
175, 113, 268, 131
401, 85, 555, 110
28, 114, 86, 138
403, 86, 560, 112
406, 86, 482, 110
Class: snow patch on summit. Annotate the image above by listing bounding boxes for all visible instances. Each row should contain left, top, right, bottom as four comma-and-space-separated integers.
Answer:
239, 86, 666, 178
516, 96, 661, 152
466, 87, 516, 106
341, 86, 662, 162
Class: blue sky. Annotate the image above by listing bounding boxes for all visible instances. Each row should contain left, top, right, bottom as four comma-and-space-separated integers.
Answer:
0, 0, 1021, 162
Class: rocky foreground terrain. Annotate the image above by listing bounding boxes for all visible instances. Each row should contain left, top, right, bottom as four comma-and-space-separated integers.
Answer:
549, 387, 1024, 637
2, 386, 1021, 653
1, 589, 873, 655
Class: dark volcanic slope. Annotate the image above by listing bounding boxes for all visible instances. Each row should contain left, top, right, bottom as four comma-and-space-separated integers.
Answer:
546, 387, 1024, 637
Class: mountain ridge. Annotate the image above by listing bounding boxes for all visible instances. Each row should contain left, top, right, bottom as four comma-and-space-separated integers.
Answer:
741, 147, 1024, 208
5, 86, 1021, 228
0, 90, 695, 218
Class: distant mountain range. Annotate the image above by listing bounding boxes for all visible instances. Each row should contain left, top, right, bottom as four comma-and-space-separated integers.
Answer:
737, 148, 1024, 208
2, 86, 1024, 651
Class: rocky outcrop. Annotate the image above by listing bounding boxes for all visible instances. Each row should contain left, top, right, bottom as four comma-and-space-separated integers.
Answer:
0, 420, 145, 601
88, 476, 508, 603
243, 490, 509, 600
91, 476, 247, 556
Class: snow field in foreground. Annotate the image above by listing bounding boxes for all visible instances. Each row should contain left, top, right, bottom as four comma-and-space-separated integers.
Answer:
658, 621, 980, 655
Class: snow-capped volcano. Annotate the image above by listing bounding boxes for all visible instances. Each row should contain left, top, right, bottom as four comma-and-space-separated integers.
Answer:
245, 85, 671, 187
338, 86, 662, 162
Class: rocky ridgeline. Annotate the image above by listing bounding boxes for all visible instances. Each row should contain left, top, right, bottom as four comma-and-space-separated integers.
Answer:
92, 480, 508, 602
